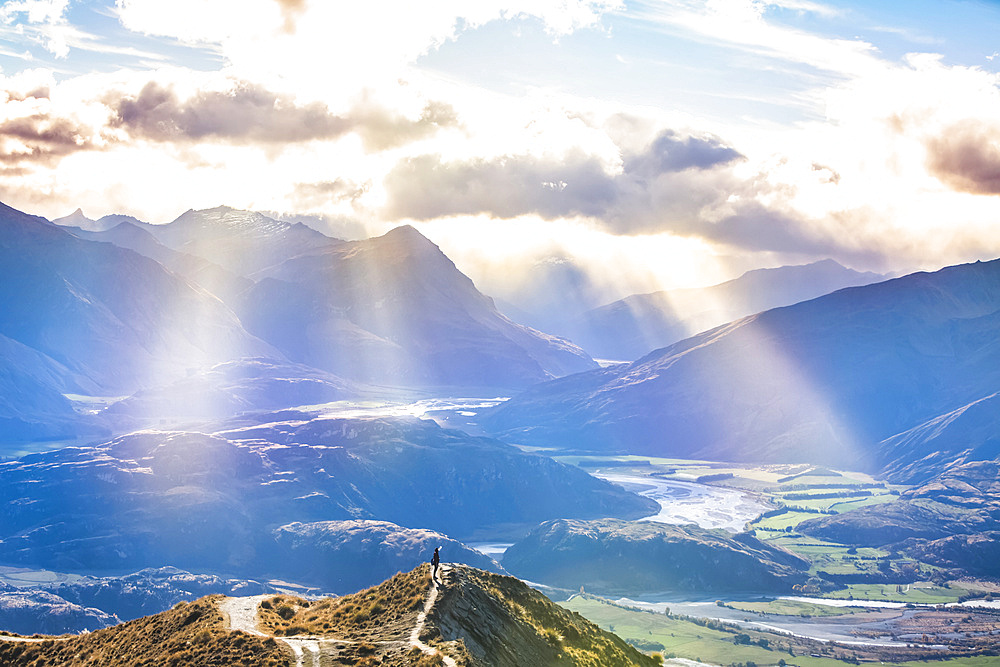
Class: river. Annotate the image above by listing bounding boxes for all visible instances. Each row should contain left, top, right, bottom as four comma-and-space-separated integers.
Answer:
592, 472, 770, 533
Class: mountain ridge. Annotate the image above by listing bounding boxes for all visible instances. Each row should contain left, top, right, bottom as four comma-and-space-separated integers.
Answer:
483, 257, 1000, 475
564, 259, 886, 360
0, 565, 662, 666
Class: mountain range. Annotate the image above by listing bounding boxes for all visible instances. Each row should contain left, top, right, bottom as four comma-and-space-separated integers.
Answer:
483, 258, 1000, 478
0, 200, 602, 448
561, 259, 886, 360
0, 416, 653, 584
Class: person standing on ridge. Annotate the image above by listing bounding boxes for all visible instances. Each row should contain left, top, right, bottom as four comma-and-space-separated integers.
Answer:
431, 546, 441, 583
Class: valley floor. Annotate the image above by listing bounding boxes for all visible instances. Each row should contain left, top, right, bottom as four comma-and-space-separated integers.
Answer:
548, 454, 1000, 664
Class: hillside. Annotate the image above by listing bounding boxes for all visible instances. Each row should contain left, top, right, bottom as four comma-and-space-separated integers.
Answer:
797, 460, 1000, 546
238, 225, 596, 388
483, 258, 1000, 473
0, 595, 287, 666
502, 519, 809, 594
0, 416, 654, 582
565, 259, 885, 360
0, 564, 660, 666
0, 202, 274, 398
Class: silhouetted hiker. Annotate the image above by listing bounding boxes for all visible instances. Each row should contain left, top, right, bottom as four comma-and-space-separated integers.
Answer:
431, 546, 441, 582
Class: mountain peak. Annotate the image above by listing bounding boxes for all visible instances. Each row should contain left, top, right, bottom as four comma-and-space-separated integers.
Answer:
51, 207, 94, 229
381, 223, 434, 244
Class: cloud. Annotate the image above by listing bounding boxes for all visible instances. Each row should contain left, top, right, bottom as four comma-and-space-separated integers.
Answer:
106, 80, 459, 149
383, 151, 618, 221
0, 0, 72, 57
0, 112, 94, 164
383, 129, 742, 224
381, 128, 840, 254
116, 0, 622, 91
273, 0, 306, 32
624, 129, 744, 178
354, 99, 459, 151
109, 81, 351, 143
292, 179, 369, 208
634, 0, 879, 80
926, 122, 1000, 195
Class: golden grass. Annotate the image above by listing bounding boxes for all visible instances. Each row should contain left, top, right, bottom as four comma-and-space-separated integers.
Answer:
258, 564, 432, 641
0, 595, 287, 666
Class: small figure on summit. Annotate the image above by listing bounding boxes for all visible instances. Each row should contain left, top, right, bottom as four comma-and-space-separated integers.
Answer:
431, 546, 441, 583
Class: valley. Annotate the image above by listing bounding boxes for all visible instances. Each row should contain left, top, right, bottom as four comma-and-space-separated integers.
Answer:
521, 455, 1000, 663
2, 200, 1000, 665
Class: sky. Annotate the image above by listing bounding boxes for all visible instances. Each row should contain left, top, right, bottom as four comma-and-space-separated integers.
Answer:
3, 0, 1000, 299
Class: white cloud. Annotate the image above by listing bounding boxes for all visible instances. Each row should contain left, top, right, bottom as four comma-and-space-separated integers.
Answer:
115, 0, 621, 94
634, 0, 879, 79
0, 0, 72, 57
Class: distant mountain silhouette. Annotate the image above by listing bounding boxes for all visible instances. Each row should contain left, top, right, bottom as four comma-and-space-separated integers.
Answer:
483, 258, 1000, 473
237, 224, 596, 388
0, 202, 273, 402
0, 201, 601, 444
564, 259, 885, 360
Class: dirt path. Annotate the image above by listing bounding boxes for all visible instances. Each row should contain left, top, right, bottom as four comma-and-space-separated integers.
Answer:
219, 594, 274, 637
409, 567, 457, 667
219, 570, 457, 667
219, 595, 326, 667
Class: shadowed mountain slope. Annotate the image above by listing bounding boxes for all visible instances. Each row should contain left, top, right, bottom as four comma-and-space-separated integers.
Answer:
502, 518, 809, 595
0, 416, 654, 584
566, 259, 885, 360
0, 202, 274, 398
483, 258, 1000, 472
238, 225, 596, 388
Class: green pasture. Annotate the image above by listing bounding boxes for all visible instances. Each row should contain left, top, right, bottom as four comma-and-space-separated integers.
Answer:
823, 582, 972, 604
722, 598, 854, 617
561, 596, 838, 667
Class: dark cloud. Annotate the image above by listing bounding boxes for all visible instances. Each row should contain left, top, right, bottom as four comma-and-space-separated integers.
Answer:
383, 129, 738, 225
0, 114, 94, 164
926, 123, 1000, 194
110, 81, 351, 143
625, 130, 744, 179
108, 81, 458, 150
382, 129, 849, 255
3, 87, 50, 102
